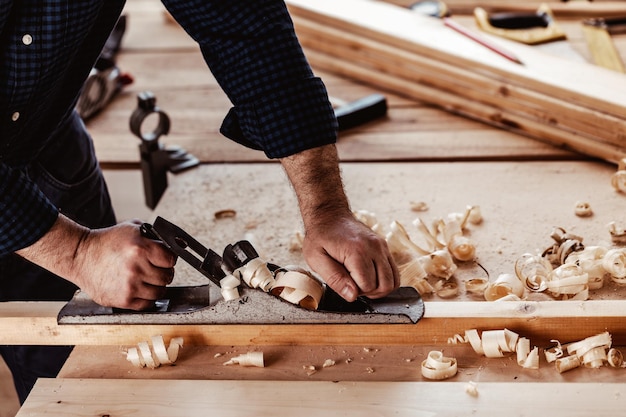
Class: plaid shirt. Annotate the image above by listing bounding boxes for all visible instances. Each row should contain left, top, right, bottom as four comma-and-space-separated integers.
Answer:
0, 0, 337, 255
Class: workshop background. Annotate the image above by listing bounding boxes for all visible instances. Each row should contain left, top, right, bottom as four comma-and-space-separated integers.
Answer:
3, 0, 626, 415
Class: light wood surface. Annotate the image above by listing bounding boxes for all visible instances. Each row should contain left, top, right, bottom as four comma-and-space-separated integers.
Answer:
17, 378, 626, 417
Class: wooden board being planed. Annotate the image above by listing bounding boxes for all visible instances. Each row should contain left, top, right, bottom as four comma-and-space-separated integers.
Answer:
286, 0, 626, 164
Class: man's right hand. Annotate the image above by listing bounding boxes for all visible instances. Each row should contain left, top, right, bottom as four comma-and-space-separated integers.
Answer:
16, 214, 176, 310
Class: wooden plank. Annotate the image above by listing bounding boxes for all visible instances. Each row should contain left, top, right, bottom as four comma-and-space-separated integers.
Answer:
285, 0, 626, 163
3, 299, 626, 346
287, 0, 626, 119
385, 0, 626, 18
18, 378, 626, 416
292, 17, 626, 150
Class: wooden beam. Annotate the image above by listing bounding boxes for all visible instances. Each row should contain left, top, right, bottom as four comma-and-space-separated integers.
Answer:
1, 300, 626, 346
384, 0, 626, 18
286, 0, 626, 164
18, 378, 626, 416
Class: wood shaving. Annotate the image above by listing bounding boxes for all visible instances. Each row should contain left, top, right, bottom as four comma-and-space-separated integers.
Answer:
322, 359, 336, 368
223, 351, 264, 367
303, 365, 317, 376
465, 381, 479, 397
126, 335, 183, 369
214, 209, 237, 219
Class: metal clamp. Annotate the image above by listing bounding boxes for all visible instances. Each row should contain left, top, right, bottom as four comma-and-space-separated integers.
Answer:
129, 91, 199, 209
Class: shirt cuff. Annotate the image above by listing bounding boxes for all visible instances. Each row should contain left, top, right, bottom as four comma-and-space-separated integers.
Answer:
0, 165, 59, 256
219, 77, 338, 159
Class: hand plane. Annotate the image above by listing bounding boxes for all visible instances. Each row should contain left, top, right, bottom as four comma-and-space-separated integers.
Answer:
58, 217, 424, 325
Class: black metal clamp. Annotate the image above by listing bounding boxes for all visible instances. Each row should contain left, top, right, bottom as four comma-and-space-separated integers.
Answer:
130, 91, 199, 209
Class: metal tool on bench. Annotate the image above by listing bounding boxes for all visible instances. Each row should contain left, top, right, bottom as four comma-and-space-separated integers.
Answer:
76, 15, 133, 120
57, 216, 425, 325
473, 5, 567, 45
472, 5, 588, 63
331, 93, 388, 131
410, 1, 523, 65
129, 91, 200, 209
582, 16, 626, 73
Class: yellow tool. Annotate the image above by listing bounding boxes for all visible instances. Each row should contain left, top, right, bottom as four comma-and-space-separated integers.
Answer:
582, 17, 626, 73
474, 4, 567, 45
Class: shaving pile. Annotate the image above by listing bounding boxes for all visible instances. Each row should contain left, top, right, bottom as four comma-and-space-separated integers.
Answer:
126, 335, 184, 369
353, 205, 482, 298
445, 328, 625, 374
448, 328, 539, 369
220, 253, 325, 310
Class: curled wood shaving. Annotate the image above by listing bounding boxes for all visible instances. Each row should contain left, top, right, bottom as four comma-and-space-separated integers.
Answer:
566, 332, 612, 369
421, 351, 458, 380
214, 209, 237, 219
608, 222, 626, 245
574, 201, 593, 217
220, 274, 241, 301
607, 348, 624, 368
303, 365, 317, 376
555, 355, 581, 373
448, 328, 537, 368
515, 253, 551, 292
434, 280, 459, 299
270, 268, 324, 310
551, 332, 614, 373
126, 335, 184, 369
223, 351, 264, 367
611, 169, 626, 193
603, 248, 626, 283
565, 246, 608, 290
484, 273, 524, 301
234, 258, 275, 292
544, 340, 564, 363
464, 277, 489, 297
418, 249, 457, 280
545, 264, 589, 300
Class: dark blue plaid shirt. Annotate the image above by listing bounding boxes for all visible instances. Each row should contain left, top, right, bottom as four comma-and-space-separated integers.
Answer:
0, 0, 338, 255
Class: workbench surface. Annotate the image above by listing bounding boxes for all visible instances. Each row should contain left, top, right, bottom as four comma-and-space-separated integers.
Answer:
10, 0, 626, 415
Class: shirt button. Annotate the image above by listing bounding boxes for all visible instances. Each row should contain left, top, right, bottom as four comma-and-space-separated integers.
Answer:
22, 34, 33, 45
11, 112, 20, 121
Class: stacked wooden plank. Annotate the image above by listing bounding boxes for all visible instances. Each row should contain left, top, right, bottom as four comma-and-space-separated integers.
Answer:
384, 0, 626, 18
286, 0, 626, 164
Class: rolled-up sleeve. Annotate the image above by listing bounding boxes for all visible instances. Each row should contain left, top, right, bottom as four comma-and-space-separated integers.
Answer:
0, 164, 58, 256
162, 0, 338, 158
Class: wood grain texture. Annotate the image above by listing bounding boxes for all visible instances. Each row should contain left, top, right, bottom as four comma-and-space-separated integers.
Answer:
286, 0, 626, 163
18, 378, 626, 417
58, 343, 626, 383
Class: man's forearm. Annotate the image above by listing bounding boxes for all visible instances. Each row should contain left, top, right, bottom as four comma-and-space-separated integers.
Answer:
280, 144, 351, 230
16, 213, 89, 287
